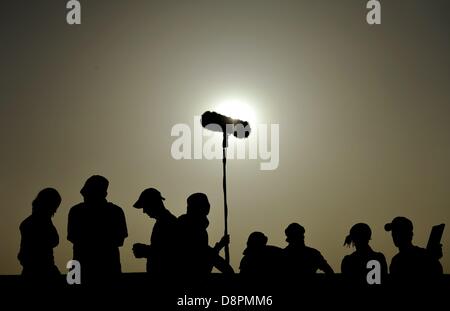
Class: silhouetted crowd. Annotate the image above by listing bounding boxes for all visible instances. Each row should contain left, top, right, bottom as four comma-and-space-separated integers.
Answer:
18, 175, 444, 286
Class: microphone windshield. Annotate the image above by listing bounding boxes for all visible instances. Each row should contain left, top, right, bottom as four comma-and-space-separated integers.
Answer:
201, 111, 251, 138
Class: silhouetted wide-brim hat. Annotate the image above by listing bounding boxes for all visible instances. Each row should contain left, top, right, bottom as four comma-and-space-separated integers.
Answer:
133, 188, 165, 208
384, 216, 413, 232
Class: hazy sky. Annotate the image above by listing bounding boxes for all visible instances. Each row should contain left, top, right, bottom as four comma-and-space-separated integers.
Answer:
1, 0, 450, 275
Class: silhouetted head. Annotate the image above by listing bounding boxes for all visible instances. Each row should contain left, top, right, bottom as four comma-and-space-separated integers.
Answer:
285, 223, 305, 246
32, 188, 61, 217
186, 193, 210, 217
243, 231, 268, 256
80, 175, 109, 203
246, 231, 268, 249
385, 216, 413, 249
133, 188, 166, 218
344, 223, 372, 249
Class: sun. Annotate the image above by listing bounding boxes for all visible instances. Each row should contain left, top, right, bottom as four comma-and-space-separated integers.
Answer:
215, 98, 257, 125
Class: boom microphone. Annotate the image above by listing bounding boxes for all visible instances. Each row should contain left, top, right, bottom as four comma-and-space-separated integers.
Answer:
200, 110, 252, 264
201, 111, 251, 138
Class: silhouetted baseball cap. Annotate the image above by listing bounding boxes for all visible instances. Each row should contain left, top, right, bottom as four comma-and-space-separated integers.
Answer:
133, 188, 165, 209
384, 216, 413, 232
80, 175, 109, 196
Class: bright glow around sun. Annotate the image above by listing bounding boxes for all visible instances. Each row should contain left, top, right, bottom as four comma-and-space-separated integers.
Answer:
215, 98, 257, 125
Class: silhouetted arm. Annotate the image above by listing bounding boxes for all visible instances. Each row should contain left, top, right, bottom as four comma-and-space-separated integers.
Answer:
321, 262, 334, 274
132, 243, 151, 258
46, 221, 59, 249
213, 234, 230, 253
111, 204, 128, 247
17, 221, 28, 266
340, 256, 350, 275
67, 207, 79, 244
379, 254, 388, 279
428, 243, 443, 260
211, 249, 235, 275
317, 252, 334, 274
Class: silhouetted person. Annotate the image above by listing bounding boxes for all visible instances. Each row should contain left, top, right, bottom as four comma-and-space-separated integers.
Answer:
341, 223, 387, 285
239, 231, 283, 277
177, 193, 234, 278
283, 223, 334, 277
18, 188, 62, 285
132, 188, 178, 277
385, 216, 443, 284
67, 175, 128, 284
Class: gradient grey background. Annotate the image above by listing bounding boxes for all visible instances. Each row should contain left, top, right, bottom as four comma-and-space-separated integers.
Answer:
1, 0, 449, 275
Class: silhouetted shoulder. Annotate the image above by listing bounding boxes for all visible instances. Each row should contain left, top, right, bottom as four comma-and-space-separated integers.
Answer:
341, 249, 387, 279
106, 202, 128, 238
68, 202, 85, 215
391, 246, 442, 277
343, 250, 386, 265
266, 245, 283, 253
341, 254, 352, 268
162, 210, 178, 223
177, 214, 188, 223
71, 202, 85, 209
391, 246, 426, 265
341, 254, 354, 276
67, 203, 85, 241
107, 202, 124, 210
265, 245, 284, 270
106, 202, 127, 218
373, 251, 387, 263
304, 246, 324, 258
20, 214, 58, 245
